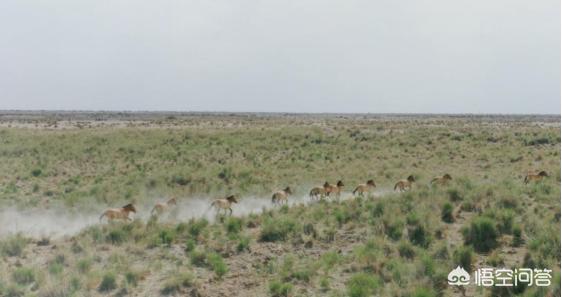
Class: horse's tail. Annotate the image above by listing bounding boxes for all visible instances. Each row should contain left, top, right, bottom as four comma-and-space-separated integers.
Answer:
352, 187, 358, 195
394, 182, 400, 191
99, 211, 106, 222
150, 206, 157, 216
309, 189, 315, 198
524, 175, 529, 184
272, 194, 277, 203
430, 177, 438, 184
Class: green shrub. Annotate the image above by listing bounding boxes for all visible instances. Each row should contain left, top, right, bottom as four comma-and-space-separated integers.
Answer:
185, 238, 196, 252
225, 217, 243, 235
161, 272, 193, 295
291, 268, 313, 283
31, 168, 42, 177
441, 203, 454, 223
409, 225, 431, 248
188, 219, 208, 237
462, 217, 498, 252
447, 188, 463, 202
125, 270, 141, 287
320, 251, 341, 271
269, 280, 292, 297
406, 212, 420, 226
370, 202, 384, 217
334, 208, 351, 227
259, 218, 297, 242
207, 252, 228, 278
106, 229, 128, 245
12, 267, 35, 285
512, 225, 523, 247
236, 236, 251, 252
77, 258, 92, 273
98, 273, 117, 292
3, 285, 24, 297
453, 246, 473, 272
496, 210, 514, 235
354, 240, 381, 268
1, 234, 28, 257
48, 261, 63, 275
412, 287, 437, 297
398, 241, 415, 259
420, 254, 435, 277
189, 249, 207, 267
384, 220, 403, 241
159, 229, 175, 246
346, 273, 380, 297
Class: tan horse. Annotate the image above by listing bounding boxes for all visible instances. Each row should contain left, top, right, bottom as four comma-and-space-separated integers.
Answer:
394, 175, 415, 192
272, 187, 292, 205
524, 171, 548, 184
352, 180, 376, 196
99, 203, 136, 222
309, 186, 326, 200
210, 195, 238, 216
430, 174, 452, 186
324, 180, 344, 199
150, 197, 177, 216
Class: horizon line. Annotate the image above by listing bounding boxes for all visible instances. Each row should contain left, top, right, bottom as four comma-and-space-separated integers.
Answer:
0, 109, 560, 117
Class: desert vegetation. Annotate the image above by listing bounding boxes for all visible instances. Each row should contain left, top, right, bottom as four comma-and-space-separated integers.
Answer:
0, 112, 559, 296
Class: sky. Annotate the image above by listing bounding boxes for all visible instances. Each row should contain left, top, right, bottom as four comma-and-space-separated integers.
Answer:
0, 0, 559, 114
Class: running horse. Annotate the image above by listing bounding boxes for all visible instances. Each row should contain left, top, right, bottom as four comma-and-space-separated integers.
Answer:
272, 187, 292, 205
210, 195, 238, 216
394, 175, 415, 192
353, 179, 376, 196
151, 197, 177, 217
99, 203, 137, 222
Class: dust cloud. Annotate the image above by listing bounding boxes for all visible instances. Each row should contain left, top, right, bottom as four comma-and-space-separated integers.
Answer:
0, 189, 393, 239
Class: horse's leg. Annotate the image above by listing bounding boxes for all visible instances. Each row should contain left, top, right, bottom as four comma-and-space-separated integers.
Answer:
228, 208, 233, 216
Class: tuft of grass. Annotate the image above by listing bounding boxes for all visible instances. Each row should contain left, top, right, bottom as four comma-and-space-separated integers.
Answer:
447, 188, 463, 202
409, 225, 431, 248
441, 203, 454, 223
462, 216, 498, 253
268, 280, 292, 297
398, 241, 416, 259
12, 267, 35, 285
1, 234, 28, 257
453, 246, 474, 272
225, 217, 243, 235
412, 287, 437, 297
207, 252, 228, 279
346, 273, 380, 297
259, 218, 297, 242
236, 236, 251, 253
98, 272, 117, 292
106, 229, 128, 245
161, 272, 194, 295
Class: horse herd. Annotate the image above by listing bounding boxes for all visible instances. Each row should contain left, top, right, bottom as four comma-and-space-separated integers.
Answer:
98, 171, 549, 222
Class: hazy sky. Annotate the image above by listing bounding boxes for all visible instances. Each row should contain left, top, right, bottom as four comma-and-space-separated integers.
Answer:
0, 0, 559, 114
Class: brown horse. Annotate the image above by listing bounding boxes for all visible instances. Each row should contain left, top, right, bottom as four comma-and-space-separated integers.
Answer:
151, 197, 177, 216
430, 174, 452, 186
524, 171, 548, 184
99, 203, 137, 222
309, 186, 326, 200
394, 175, 415, 192
272, 187, 292, 205
353, 180, 376, 196
324, 180, 344, 199
210, 195, 238, 216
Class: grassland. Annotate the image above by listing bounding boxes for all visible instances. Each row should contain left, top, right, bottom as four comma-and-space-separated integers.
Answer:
0, 112, 559, 297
